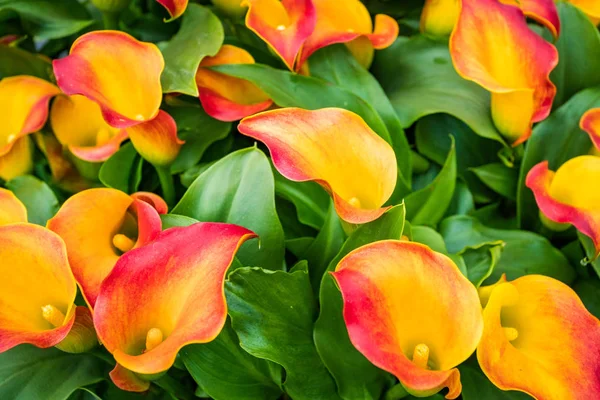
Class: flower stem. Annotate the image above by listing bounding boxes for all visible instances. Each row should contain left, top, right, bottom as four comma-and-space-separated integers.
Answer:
156, 166, 176, 207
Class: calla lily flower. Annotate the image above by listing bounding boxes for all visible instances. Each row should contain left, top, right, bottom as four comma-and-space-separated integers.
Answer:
0, 188, 27, 226
127, 110, 183, 166
0, 75, 60, 156
331, 241, 483, 398
477, 275, 600, 398
53, 31, 164, 128
526, 157, 600, 257
50, 94, 128, 162
195, 45, 273, 122
567, 0, 600, 24
0, 136, 33, 181
47, 188, 167, 309
156, 0, 188, 21
238, 107, 397, 224
93, 222, 257, 391
0, 224, 77, 352
450, 0, 558, 145
580, 107, 600, 151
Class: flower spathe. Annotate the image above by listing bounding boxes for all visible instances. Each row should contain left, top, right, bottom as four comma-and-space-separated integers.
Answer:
47, 188, 166, 309
156, 0, 188, 21
0, 224, 77, 352
567, 0, 600, 23
580, 107, 600, 151
526, 157, 600, 257
331, 241, 483, 398
0, 188, 27, 226
0, 136, 34, 181
195, 44, 273, 122
238, 107, 397, 224
477, 275, 600, 399
126, 110, 183, 166
450, 0, 558, 145
53, 31, 164, 128
94, 222, 257, 391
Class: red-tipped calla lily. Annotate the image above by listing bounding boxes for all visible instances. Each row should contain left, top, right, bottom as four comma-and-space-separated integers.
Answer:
0, 188, 27, 226
53, 31, 164, 128
0, 75, 60, 156
50, 94, 128, 162
126, 110, 183, 166
477, 275, 600, 399
94, 222, 257, 391
450, 0, 558, 145
238, 107, 397, 224
195, 44, 273, 121
580, 108, 600, 151
243, 0, 316, 70
156, 0, 188, 21
331, 241, 483, 398
0, 224, 77, 352
526, 157, 600, 257
0, 136, 34, 181
47, 188, 165, 309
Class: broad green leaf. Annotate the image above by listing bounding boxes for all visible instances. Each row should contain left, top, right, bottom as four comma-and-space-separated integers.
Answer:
276, 197, 318, 240
173, 147, 285, 270
6, 175, 58, 225
411, 225, 448, 254
160, 4, 223, 96
226, 267, 340, 400
469, 202, 518, 230
440, 215, 576, 284
574, 278, 600, 319
517, 87, 600, 231
0, 345, 106, 400
373, 36, 506, 146
314, 205, 406, 400
0, 0, 93, 39
460, 362, 533, 400
0, 44, 52, 79
181, 319, 282, 400
99, 142, 143, 194
404, 138, 456, 226
460, 243, 504, 287
471, 163, 518, 200
445, 180, 475, 216
160, 213, 199, 229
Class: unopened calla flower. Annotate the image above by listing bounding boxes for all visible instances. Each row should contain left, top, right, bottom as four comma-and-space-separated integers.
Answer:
0, 188, 27, 226
50, 94, 128, 162
126, 110, 183, 166
450, 0, 558, 145
0, 136, 34, 181
238, 107, 397, 224
53, 31, 164, 128
156, 0, 188, 21
94, 222, 257, 391
526, 157, 600, 257
0, 75, 60, 156
332, 241, 483, 398
47, 188, 166, 308
195, 44, 273, 122
580, 107, 600, 151
477, 275, 600, 398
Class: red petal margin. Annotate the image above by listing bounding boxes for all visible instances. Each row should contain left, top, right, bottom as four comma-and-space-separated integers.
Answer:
156, 0, 188, 21
518, 0, 560, 39
580, 107, 600, 151
198, 88, 273, 122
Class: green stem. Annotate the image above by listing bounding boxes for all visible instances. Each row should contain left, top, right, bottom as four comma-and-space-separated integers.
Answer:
102, 11, 120, 30
384, 383, 409, 400
156, 166, 176, 207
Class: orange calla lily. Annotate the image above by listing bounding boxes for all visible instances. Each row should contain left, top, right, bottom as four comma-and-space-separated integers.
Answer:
50, 94, 128, 162
580, 107, 600, 151
477, 275, 600, 399
450, 0, 558, 145
567, 0, 600, 24
156, 0, 188, 21
526, 157, 600, 257
47, 188, 166, 309
0, 224, 77, 352
53, 31, 164, 128
0, 188, 27, 226
0, 136, 34, 181
238, 107, 397, 224
331, 241, 483, 398
195, 44, 273, 122
94, 222, 257, 391
0, 75, 60, 156
126, 110, 183, 166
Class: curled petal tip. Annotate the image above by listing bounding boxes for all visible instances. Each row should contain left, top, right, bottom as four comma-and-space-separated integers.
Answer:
156, 0, 189, 21
580, 108, 600, 152
127, 110, 183, 167
0, 188, 27, 226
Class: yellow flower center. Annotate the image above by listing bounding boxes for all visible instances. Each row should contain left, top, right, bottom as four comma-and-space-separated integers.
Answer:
412, 343, 430, 369
112, 234, 135, 253
347, 197, 362, 208
503, 327, 519, 342
41, 304, 66, 328
145, 328, 164, 352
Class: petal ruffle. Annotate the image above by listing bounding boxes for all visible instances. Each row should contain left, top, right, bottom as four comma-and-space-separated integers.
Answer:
331, 241, 483, 399
156, 0, 188, 21
53, 31, 164, 128
0, 188, 27, 226
580, 107, 600, 151
127, 110, 183, 166
238, 107, 397, 224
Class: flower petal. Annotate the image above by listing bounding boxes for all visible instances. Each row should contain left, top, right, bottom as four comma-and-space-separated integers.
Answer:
526, 158, 600, 256
130, 192, 169, 215
126, 110, 183, 166
420, 0, 460, 38
109, 363, 151, 392
0, 224, 77, 352
53, 31, 164, 128
243, 0, 316, 70
331, 241, 483, 398
450, 0, 558, 145
0, 76, 60, 156
238, 107, 397, 224
94, 223, 256, 375
477, 275, 600, 399
0, 188, 27, 226
580, 108, 600, 151
511, 0, 560, 39
0, 136, 34, 181
568, 0, 600, 20
156, 0, 188, 21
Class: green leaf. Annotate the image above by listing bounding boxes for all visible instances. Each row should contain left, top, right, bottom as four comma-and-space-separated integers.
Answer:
411, 225, 449, 254
173, 147, 285, 270
546, 3, 600, 108
160, 213, 199, 229
226, 267, 340, 400
460, 243, 504, 287
180, 318, 283, 400
0, 0, 93, 39
517, 87, 600, 231
440, 215, 576, 284
0, 345, 106, 400
373, 36, 506, 146
459, 362, 533, 400
160, 4, 223, 96
99, 142, 144, 194
6, 175, 59, 225
314, 205, 406, 400
574, 278, 600, 319
405, 138, 456, 226
0, 44, 52, 79
471, 163, 518, 200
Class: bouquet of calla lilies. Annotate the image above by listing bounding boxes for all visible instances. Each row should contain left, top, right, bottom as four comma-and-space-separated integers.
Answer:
1, 0, 600, 399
